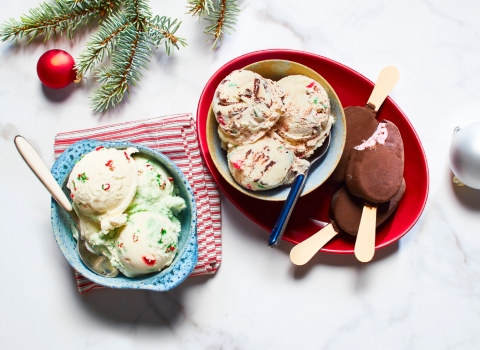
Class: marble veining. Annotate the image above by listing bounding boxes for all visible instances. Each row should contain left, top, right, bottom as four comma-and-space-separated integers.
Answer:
2, 0, 480, 349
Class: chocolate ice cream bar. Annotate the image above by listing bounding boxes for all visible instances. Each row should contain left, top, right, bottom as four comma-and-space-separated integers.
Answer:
329, 104, 379, 184
328, 66, 400, 185
330, 179, 406, 236
345, 119, 404, 262
345, 120, 404, 203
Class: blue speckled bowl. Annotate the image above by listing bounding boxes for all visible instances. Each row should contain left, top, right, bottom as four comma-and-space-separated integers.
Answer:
50, 139, 197, 291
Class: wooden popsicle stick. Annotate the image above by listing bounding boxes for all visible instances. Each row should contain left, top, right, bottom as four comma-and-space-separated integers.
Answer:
367, 66, 400, 112
352, 67, 400, 263
290, 224, 338, 265
354, 203, 377, 262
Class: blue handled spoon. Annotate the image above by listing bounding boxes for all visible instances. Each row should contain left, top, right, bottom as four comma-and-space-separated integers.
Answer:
268, 135, 331, 247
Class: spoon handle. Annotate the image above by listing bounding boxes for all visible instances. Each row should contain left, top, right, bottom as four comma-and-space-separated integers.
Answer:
14, 135, 73, 212
268, 173, 307, 247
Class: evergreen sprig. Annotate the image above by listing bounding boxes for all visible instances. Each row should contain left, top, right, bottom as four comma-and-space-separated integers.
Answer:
75, 12, 130, 77
187, 0, 239, 48
187, 0, 214, 17
0, 0, 186, 113
1, 0, 115, 42
147, 15, 186, 54
91, 26, 150, 112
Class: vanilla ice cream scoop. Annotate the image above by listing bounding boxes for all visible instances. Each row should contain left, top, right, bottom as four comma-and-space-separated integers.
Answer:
102, 211, 181, 277
213, 69, 284, 146
276, 75, 334, 158
66, 146, 139, 233
227, 133, 309, 191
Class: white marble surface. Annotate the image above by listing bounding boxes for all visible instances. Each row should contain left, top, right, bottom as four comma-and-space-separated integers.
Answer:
1, 0, 480, 349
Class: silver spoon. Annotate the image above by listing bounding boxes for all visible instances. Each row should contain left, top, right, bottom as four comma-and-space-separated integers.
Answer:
268, 134, 331, 247
14, 136, 118, 277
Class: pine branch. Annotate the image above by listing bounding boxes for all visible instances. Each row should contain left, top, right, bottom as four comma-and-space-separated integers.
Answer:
75, 12, 130, 77
188, 0, 239, 48
187, 0, 214, 17
205, 0, 240, 48
123, 0, 151, 30
90, 27, 151, 112
147, 15, 186, 55
0, 0, 115, 42
86, 1, 186, 112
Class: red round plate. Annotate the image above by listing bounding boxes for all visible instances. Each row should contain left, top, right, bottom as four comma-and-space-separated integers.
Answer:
197, 49, 429, 254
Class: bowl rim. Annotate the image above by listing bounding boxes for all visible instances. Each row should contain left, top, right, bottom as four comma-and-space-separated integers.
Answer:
50, 139, 198, 291
206, 58, 346, 201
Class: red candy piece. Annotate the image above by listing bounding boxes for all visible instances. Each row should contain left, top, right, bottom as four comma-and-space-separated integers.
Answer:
105, 160, 114, 170
233, 160, 243, 169
142, 256, 156, 266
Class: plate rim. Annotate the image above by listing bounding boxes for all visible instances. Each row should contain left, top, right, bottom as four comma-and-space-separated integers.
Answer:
197, 49, 430, 254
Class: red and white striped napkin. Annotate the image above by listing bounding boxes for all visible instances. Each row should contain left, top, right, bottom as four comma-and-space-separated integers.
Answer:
54, 113, 222, 293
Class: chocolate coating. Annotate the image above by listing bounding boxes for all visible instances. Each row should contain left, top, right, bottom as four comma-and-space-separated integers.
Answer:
329, 104, 379, 184
345, 120, 404, 203
330, 178, 406, 236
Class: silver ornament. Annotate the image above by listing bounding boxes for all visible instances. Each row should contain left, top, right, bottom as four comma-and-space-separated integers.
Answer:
449, 122, 480, 189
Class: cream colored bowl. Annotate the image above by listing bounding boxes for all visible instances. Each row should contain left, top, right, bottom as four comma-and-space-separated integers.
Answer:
206, 59, 346, 201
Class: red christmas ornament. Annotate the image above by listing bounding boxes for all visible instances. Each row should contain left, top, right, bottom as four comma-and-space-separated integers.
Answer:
36, 49, 76, 89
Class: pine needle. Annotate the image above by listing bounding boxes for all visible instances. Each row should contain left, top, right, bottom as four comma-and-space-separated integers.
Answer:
204, 0, 240, 48
147, 15, 186, 55
187, 0, 239, 48
75, 12, 130, 77
91, 27, 151, 112
0, 0, 114, 42
187, 0, 214, 17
